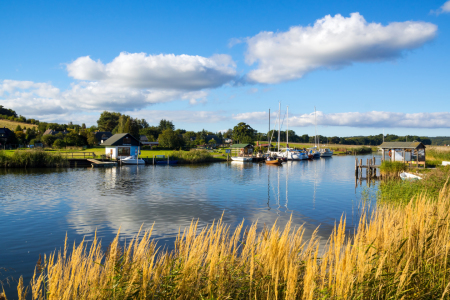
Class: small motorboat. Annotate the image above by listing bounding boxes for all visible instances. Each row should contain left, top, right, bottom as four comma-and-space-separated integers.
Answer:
400, 172, 422, 181
230, 156, 253, 162
265, 157, 282, 165
121, 156, 145, 165
320, 148, 334, 157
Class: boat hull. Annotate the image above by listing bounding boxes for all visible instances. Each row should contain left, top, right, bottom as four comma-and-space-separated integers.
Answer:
231, 157, 252, 162
155, 160, 178, 165
265, 159, 282, 165
121, 160, 145, 165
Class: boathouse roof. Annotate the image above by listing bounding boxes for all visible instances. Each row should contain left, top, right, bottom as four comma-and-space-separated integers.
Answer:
379, 142, 426, 149
230, 143, 253, 148
102, 133, 142, 146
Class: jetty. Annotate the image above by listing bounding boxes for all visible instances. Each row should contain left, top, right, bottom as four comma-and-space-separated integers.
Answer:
355, 157, 380, 178
87, 159, 117, 168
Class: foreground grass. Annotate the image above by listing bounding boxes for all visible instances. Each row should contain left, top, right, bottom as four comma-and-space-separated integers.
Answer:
8, 182, 450, 299
0, 149, 68, 167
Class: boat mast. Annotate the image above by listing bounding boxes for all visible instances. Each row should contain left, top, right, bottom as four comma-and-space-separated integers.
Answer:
314, 106, 317, 148
278, 102, 281, 152
287, 106, 289, 149
268, 108, 271, 153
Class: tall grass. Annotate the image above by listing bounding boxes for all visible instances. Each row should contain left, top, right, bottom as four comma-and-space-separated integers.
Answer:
0, 149, 68, 168
171, 149, 219, 163
379, 161, 407, 176
427, 148, 450, 162
9, 182, 450, 299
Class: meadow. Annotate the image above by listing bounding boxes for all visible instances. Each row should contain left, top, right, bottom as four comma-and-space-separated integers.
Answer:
6, 182, 450, 299
0, 119, 38, 130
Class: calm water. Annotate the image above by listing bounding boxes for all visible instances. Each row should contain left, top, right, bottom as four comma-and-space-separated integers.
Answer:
0, 154, 379, 295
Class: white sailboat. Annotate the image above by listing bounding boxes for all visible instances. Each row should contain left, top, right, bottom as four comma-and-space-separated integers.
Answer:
121, 155, 145, 165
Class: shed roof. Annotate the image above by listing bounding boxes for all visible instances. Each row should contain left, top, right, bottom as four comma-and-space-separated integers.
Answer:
230, 143, 253, 148
379, 142, 425, 149
103, 133, 142, 146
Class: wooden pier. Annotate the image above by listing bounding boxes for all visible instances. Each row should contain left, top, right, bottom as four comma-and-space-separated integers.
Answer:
87, 159, 117, 168
355, 157, 380, 178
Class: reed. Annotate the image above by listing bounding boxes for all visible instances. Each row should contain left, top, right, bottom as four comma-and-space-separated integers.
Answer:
0, 149, 69, 168
8, 181, 448, 299
427, 148, 450, 162
171, 149, 218, 163
348, 146, 373, 154
379, 161, 407, 176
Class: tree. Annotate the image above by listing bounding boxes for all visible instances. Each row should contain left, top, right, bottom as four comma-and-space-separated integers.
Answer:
232, 122, 255, 144
97, 111, 121, 132
0, 105, 17, 117
15, 125, 22, 132
158, 128, 185, 149
81, 123, 86, 130
87, 132, 98, 146
223, 129, 233, 139
159, 119, 175, 131
41, 135, 57, 147
208, 139, 216, 147
53, 139, 65, 149
140, 126, 160, 142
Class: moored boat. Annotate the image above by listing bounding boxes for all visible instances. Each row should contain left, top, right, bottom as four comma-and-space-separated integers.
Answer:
265, 157, 282, 165
320, 148, 333, 157
399, 172, 422, 181
231, 156, 253, 162
121, 156, 145, 165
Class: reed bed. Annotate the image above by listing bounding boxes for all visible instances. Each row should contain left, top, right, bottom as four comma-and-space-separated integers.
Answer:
379, 161, 407, 177
427, 148, 450, 163
0, 149, 68, 168
8, 182, 450, 299
171, 149, 218, 163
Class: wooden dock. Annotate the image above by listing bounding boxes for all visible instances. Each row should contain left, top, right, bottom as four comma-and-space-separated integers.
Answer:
355, 157, 379, 178
87, 159, 117, 168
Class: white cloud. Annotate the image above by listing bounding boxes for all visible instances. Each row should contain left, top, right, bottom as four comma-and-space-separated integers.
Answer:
123, 109, 228, 124
431, 1, 450, 14
67, 52, 236, 90
245, 13, 437, 84
233, 111, 450, 128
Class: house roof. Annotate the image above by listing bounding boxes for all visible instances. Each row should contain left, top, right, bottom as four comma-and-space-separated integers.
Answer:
102, 133, 142, 146
230, 143, 253, 148
94, 131, 113, 140
0, 127, 12, 138
379, 142, 425, 149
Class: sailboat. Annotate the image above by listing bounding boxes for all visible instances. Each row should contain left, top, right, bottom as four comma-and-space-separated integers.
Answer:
306, 107, 321, 159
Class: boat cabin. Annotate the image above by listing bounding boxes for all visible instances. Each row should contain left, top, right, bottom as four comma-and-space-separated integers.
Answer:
379, 141, 426, 167
230, 143, 254, 157
103, 133, 142, 160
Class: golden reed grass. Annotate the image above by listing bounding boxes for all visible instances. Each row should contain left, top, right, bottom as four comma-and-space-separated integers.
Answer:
8, 183, 450, 299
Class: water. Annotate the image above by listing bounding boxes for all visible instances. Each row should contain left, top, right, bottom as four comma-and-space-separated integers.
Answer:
0, 154, 379, 295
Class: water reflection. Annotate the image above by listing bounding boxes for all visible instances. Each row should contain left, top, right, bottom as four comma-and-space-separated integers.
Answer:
0, 154, 380, 291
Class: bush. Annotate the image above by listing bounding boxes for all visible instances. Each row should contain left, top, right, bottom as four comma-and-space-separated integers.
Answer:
171, 149, 216, 163
53, 139, 66, 149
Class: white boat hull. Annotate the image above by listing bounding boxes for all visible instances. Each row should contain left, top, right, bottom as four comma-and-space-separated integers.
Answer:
121, 156, 146, 165
231, 157, 252, 162
400, 172, 422, 180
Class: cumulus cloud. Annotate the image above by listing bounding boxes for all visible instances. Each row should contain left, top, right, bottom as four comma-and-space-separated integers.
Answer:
67, 52, 236, 90
431, 1, 450, 14
245, 13, 437, 84
126, 109, 228, 124
233, 111, 450, 128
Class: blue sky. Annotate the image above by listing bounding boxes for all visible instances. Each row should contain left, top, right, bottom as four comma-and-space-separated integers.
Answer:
1, 0, 449, 137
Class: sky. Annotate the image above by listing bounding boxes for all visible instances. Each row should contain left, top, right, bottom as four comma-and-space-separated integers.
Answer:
1, 0, 449, 137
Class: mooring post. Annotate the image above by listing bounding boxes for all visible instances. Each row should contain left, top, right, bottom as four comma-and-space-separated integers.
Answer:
355, 157, 358, 177
153, 155, 155, 165
360, 159, 362, 177
168, 155, 169, 165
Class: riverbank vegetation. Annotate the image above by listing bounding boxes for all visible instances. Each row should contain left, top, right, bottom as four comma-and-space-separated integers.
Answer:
5, 182, 450, 299
379, 161, 407, 176
0, 149, 68, 167
171, 149, 225, 163
378, 165, 450, 204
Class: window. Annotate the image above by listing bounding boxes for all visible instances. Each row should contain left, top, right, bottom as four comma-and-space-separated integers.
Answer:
118, 147, 130, 156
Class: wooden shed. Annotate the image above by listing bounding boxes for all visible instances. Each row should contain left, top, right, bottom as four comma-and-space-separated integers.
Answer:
379, 141, 426, 167
103, 133, 142, 160
230, 143, 254, 157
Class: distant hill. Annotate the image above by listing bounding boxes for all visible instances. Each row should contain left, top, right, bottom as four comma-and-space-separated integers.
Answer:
0, 119, 38, 131
430, 137, 450, 146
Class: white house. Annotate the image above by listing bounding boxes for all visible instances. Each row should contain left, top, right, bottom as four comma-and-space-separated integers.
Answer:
103, 133, 142, 160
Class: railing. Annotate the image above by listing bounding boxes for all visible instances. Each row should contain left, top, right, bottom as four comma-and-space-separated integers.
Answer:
62, 152, 96, 158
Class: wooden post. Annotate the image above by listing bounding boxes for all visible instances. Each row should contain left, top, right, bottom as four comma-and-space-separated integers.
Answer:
360, 159, 362, 177
424, 148, 426, 168
153, 155, 155, 165
168, 155, 169, 165
416, 149, 419, 168
355, 157, 358, 177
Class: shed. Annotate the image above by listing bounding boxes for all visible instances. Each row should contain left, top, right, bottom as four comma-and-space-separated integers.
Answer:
379, 141, 426, 166
230, 143, 254, 157
102, 133, 142, 160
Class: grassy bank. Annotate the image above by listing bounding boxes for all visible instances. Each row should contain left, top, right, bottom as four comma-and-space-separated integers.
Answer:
379, 161, 407, 176
7, 183, 450, 299
378, 165, 450, 204
0, 149, 68, 167
170, 149, 226, 163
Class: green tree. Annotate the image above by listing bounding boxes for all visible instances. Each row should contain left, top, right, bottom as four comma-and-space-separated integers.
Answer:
53, 139, 65, 149
158, 119, 175, 131
87, 132, 98, 146
208, 139, 216, 147
158, 128, 185, 149
97, 111, 121, 132
15, 125, 22, 132
140, 126, 161, 142
41, 134, 57, 147
232, 122, 255, 144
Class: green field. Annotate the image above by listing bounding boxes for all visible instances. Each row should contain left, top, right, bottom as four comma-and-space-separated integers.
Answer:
0, 119, 38, 130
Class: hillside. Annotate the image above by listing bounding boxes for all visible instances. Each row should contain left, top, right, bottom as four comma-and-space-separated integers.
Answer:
0, 119, 38, 131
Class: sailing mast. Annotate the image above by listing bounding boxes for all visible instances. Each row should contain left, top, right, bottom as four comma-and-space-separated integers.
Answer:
287, 106, 289, 149
314, 106, 317, 148
278, 102, 281, 153
268, 108, 270, 153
